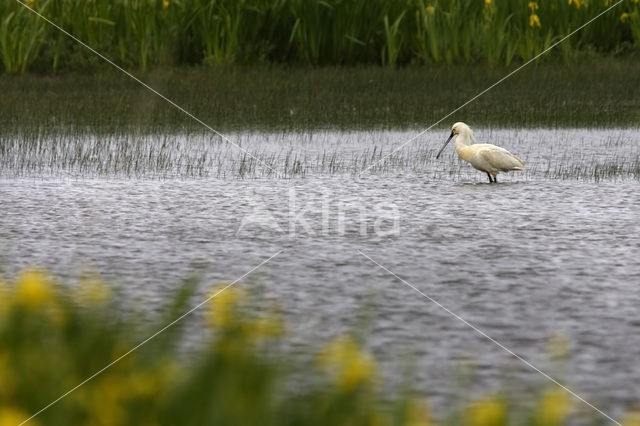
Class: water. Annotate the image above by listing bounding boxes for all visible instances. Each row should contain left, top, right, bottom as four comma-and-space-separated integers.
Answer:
1, 128, 640, 417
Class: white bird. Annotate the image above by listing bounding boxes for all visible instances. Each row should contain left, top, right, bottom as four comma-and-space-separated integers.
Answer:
436, 122, 525, 183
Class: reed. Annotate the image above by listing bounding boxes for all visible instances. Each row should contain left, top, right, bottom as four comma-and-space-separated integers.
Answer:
1, 0, 639, 73
2, 128, 639, 181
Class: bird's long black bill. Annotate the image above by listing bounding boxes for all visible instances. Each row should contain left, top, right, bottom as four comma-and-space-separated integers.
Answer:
436, 132, 455, 159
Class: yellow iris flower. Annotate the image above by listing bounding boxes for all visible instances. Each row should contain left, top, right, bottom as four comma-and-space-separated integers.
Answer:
529, 14, 542, 28
318, 336, 376, 391
466, 397, 506, 426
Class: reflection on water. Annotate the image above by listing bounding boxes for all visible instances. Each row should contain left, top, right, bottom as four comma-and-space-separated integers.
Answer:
1, 128, 639, 415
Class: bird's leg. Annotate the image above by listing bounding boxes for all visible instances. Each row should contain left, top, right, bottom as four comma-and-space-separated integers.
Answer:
486, 172, 493, 183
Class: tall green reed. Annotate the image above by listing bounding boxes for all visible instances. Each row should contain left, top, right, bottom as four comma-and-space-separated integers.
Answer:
0, 0, 49, 73
1, 0, 638, 73
287, 0, 393, 65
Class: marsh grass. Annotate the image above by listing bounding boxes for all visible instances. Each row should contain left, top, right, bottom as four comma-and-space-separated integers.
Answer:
1, 61, 639, 133
2, 128, 639, 181
1, 63, 638, 181
1, 0, 640, 72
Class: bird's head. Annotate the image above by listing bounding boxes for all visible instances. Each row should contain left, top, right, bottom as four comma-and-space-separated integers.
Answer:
450, 122, 471, 136
436, 122, 472, 159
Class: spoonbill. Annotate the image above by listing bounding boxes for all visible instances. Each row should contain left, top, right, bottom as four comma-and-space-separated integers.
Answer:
436, 122, 525, 183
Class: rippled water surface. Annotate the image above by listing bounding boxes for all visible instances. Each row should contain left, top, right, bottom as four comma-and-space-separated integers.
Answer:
1, 128, 640, 416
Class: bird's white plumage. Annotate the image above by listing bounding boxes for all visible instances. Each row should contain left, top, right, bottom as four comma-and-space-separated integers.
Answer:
437, 122, 525, 183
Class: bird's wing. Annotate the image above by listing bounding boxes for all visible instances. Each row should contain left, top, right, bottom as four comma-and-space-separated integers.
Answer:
478, 147, 525, 171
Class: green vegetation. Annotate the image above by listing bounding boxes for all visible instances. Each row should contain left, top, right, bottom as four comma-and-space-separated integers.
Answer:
1, 0, 640, 73
1, 62, 638, 181
2, 269, 639, 425
1, 61, 639, 133
1, 3, 639, 181
2, 127, 639, 180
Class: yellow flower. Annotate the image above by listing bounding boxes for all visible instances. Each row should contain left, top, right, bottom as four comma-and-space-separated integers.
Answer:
466, 397, 506, 426
81, 376, 127, 426
536, 389, 572, 425
528, 1, 539, 11
75, 272, 111, 305
622, 411, 640, 426
568, 0, 581, 8
484, 0, 492, 4
620, 12, 630, 23
162, 0, 169, 8
15, 270, 55, 310
529, 14, 541, 28
405, 398, 432, 426
243, 316, 284, 339
318, 336, 376, 391
0, 408, 36, 426
207, 284, 245, 328
426, 5, 435, 15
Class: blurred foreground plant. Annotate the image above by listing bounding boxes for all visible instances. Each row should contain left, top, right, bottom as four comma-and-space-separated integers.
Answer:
0, 269, 635, 425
